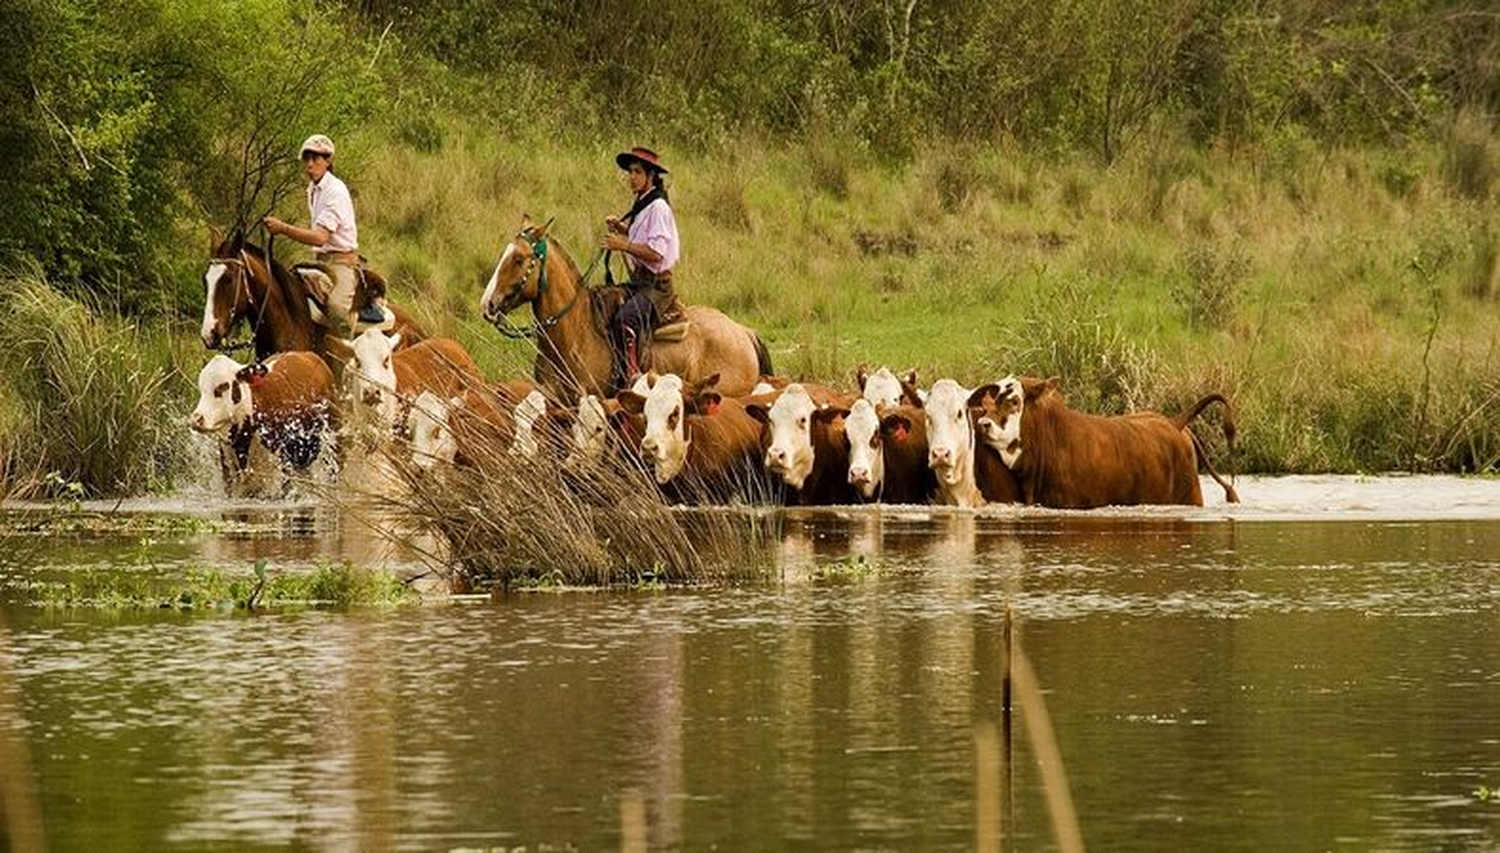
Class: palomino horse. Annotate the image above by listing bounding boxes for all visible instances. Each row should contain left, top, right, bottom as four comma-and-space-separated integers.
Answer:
200, 228, 426, 365
479, 216, 772, 404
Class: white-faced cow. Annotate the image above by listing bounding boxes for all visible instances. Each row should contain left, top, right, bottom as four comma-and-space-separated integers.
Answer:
189, 352, 339, 494
969, 376, 1239, 508
349, 330, 485, 434
843, 398, 935, 503
745, 383, 858, 505
617, 373, 765, 502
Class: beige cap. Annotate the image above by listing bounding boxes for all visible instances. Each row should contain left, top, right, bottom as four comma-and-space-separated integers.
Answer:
299, 134, 335, 158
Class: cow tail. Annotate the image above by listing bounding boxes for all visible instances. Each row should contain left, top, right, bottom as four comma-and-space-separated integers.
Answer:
752, 332, 774, 378
1175, 393, 1238, 503
1191, 430, 1240, 504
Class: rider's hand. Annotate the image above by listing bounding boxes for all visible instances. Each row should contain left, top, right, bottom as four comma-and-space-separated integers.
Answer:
603, 234, 630, 253
605, 215, 624, 232
263, 216, 285, 236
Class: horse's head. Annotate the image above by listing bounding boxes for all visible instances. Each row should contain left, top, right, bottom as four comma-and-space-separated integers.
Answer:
201, 227, 254, 349
480, 215, 552, 323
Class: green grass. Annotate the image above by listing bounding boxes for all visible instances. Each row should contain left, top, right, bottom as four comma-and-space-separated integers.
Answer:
24, 561, 413, 610
332, 123, 1496, 474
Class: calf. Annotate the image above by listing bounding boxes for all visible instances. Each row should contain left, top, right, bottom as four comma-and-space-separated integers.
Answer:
969, 376, 1239, 508
745, 383, 858, 505
843, 399, 935, 504
617, 373, 765, 503
190, 352, 339, 491
349, 330, 485, 434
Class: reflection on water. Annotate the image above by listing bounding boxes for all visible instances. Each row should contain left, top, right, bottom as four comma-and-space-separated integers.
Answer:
0, 478, 1498, 852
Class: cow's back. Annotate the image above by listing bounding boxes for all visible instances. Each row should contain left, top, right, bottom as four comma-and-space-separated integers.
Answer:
393, 337, 485, 399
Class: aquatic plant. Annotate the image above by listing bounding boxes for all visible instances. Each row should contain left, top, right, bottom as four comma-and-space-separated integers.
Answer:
25, 561, 412, 610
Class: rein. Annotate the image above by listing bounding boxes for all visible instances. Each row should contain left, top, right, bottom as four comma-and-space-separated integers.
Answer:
489, 228, 602, 340
210, 254, 268, 354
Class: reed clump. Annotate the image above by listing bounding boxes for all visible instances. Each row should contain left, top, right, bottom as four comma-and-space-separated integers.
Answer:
351, 375, 778, 590
0, 269, 184, 498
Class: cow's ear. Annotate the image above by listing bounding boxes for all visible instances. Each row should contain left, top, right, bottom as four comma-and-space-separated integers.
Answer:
1025, 377, 1055, 400
967, 384, 1000, 408
901, 379, 924, 408
387, 332, 402, 350
745, 402, 769, 424
881, 413, 913, 443
855, 365, 870, 390
687, 392, 722, 417
903, 368, 918, 386
616, 391, 646, 415
230, 382, 242, 406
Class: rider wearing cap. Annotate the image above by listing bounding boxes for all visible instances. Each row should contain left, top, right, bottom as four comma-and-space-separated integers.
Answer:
263, 134, 384, 334
603, 146, 679, 385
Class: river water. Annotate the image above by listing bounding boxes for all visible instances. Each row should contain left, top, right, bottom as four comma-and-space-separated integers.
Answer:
1, 475, 1497, 852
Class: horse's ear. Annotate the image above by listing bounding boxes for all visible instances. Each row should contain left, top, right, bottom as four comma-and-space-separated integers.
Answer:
534, 216, 554, 239
520, 213, 534, 230
209, 226, 224, 253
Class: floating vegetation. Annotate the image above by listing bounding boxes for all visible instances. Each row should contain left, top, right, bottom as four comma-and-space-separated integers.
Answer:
23, 561, 413, 610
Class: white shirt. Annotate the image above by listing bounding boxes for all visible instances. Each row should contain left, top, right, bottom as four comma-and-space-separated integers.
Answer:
307, 171, 358, 254
626, 197, 679, 274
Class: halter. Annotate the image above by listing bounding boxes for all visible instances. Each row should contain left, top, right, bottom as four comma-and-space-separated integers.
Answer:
207, 254, 262, 354
488, 226, 592, 340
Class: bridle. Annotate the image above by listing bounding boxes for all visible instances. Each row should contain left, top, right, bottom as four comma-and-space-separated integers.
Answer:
487, 225, 593, 340
207, 253, 262, 354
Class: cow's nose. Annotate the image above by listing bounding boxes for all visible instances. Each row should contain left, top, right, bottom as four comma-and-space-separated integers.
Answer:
849, 466, 868, 484
767, 448, 786, 467
189, 413, 204, 430
930, 447, 951, 465
362, 388, 382, 406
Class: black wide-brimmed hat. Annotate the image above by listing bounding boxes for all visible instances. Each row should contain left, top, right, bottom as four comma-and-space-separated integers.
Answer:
615, 146, 668, 175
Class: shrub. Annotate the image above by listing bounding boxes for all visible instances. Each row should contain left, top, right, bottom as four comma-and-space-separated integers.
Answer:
1175, 239, 1249, 329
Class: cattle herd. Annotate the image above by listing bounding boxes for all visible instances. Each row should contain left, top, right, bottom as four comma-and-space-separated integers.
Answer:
189, 332, 1240, 509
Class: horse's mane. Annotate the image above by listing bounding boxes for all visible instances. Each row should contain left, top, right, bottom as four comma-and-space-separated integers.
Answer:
238, 240, 310, 323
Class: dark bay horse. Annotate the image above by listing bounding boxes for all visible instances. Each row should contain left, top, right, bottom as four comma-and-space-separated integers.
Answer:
201, 229, 425, 364
478, 216, 772, 405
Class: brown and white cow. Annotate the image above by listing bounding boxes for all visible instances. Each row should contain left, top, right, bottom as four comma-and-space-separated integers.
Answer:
745, 383, 858, 505
617, 373, 765, 502
349, 330, 486, 434
969, 376, 1239, 508
842, 399, 935, 504
922, 379, 1022, 507
189, 352, 339, 492
408, 381, 545, 469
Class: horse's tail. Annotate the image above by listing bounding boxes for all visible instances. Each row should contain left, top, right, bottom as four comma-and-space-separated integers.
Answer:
752, 332, 774, 377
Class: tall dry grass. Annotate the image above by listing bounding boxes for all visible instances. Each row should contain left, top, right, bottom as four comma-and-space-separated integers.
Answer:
332, 365, 779, 590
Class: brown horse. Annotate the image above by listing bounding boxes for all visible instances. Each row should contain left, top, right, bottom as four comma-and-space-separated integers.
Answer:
478, 216, 772, 404
200, 228, 425, 364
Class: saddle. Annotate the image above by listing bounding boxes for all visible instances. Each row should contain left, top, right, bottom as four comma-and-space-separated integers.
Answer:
291, 261, 396, 335
590, 286, 691, 354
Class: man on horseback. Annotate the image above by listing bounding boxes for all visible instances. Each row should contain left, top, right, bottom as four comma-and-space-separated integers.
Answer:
263, 134, 386, 336
603, 146, 679, 386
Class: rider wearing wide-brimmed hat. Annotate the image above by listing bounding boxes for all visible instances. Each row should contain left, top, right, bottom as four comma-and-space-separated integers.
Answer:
603, 146, 679, 385
264, 134, 384, 334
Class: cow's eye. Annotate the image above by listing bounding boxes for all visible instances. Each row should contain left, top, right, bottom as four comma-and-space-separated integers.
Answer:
668, 409, 680, 429
383, 358, 391, 369
797, 417, 807, 428
214, 382, 228, 398
869, 434, 880, 449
